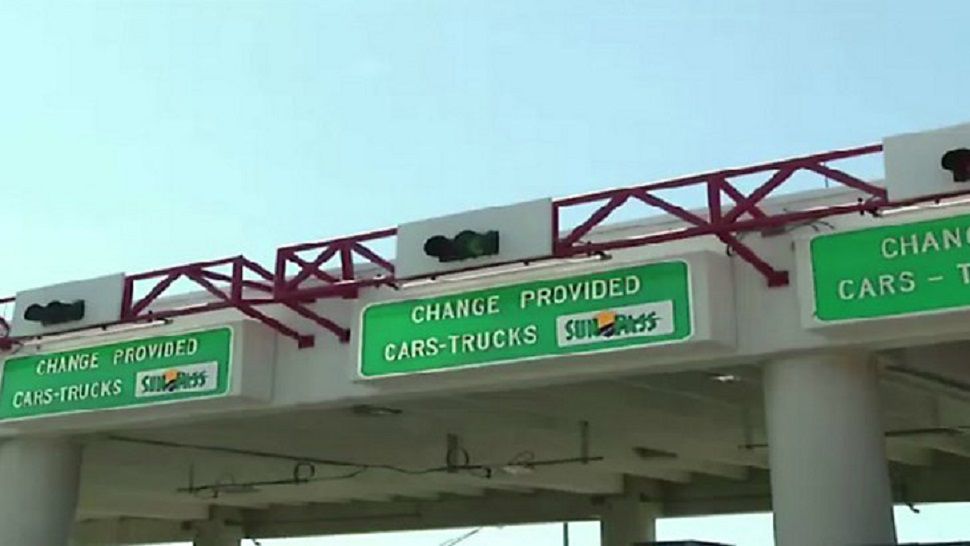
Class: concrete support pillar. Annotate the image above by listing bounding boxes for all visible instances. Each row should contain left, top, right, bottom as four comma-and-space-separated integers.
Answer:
194, 513, 245, 546
600, 493, 658, 546
0, 437, 82, 546
764, 353, 896, 546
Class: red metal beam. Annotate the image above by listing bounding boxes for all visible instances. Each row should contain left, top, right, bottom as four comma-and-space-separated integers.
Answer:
274, 228, 397, 299
3, 142, 943, 350
117, 256, 337, 347
552, 144, 888, 284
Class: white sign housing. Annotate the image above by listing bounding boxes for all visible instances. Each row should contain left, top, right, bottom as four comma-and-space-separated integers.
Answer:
395, 199, 554, 279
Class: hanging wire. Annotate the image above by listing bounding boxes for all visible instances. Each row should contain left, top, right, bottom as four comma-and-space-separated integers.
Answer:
106, 434, 602, 496
181, 464, 370, 498
438, 527, 484, 546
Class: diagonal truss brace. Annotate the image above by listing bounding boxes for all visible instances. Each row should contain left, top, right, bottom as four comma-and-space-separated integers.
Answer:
121, 256, 345, 348
6, 142, 954, 349
552, 145, 889, 287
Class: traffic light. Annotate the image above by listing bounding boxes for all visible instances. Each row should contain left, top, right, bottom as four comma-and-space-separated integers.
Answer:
23, 300, 86, 326
941, 148, 970, 182
424, 230, 500, 262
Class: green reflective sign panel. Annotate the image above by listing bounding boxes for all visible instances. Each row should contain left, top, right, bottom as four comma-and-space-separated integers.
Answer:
811, 213, 970, 321
360, 262, 692, 377
0, 327, 232, 420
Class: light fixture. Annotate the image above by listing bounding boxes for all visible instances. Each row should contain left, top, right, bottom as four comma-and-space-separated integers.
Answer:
501, 451, 537, 475
351, 404, 403, 417
500, 463, 535, 476
633, 446, 678, 460
708, 372, 741, 384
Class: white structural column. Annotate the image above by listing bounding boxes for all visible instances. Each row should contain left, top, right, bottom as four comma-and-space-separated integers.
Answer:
194, 514, 245, 546
764, 353, 896, 546
600, 494, 658, 546
0, 437, 82, 546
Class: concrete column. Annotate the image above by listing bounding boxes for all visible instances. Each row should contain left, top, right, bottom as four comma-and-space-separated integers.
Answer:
0, 437, 82, 546
194, 514, 245, 546
764, 353, 896, 546
600, 494, 657, 546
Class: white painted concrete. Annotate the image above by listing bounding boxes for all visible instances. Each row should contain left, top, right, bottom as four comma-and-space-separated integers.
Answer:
764, 353, 896, 546
599, 494, 658, 546
8, 188, 970, 543
194, 517, 244, 546
0, 437, 81, 546
10, 195, 970, 442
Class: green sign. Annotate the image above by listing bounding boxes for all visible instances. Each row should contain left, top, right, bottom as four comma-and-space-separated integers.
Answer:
0, 327, 232, 420
360, 262, 692, 377
811, 213, 970, 321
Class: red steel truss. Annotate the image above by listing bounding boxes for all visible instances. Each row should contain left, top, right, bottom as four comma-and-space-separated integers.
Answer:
274, 228, 397, 302
121, 256, 344, 348
552, 144, 887, 286
1, 142, 939, 349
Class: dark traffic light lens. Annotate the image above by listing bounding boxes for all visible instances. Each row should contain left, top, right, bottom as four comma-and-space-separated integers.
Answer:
424, 231, 499, 262
942, 148, 970, 182
23, 300, 86, 326
423, 235, 456, 261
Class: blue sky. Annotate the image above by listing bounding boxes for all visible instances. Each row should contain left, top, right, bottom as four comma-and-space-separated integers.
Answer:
4, 1, 970, 544
2, 0, 969, 292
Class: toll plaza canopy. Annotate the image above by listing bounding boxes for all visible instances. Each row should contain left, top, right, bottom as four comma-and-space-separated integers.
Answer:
3, 123, 970, 546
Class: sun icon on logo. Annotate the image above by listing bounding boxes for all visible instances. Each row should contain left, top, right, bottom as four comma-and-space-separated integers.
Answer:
596, 311, 617, 337
163, 369, 180, 391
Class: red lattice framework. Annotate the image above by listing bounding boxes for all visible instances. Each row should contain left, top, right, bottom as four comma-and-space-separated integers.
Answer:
121, 256, 344, 348
3, 143, 950, 349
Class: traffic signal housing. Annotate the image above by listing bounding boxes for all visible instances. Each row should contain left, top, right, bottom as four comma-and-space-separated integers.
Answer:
941, 148, 970, 182
424, 230, 500, 263
23, 300, 86, 326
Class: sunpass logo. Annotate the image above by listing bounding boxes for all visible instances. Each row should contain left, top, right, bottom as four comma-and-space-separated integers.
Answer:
135, 362, 218, 398
555, 301, 675, 348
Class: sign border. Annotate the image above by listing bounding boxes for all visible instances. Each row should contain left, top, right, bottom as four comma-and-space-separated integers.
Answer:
797, 205, 970, 327
0, 325, 235, 422
356, 259, 695, 380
